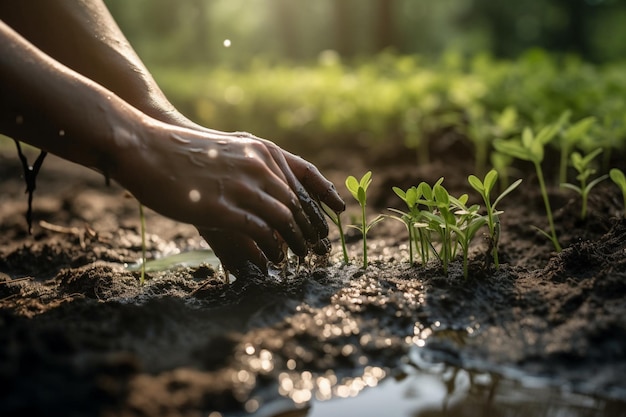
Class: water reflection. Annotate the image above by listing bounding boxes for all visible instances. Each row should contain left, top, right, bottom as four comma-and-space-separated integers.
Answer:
268, 346, 626, 417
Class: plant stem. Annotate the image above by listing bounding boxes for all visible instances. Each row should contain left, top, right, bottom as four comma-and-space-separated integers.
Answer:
362, 204, 368, 269
534, 161, 562, 252
336, 213, 349, 264
483, 198, 499, 268
407, 225, 414, 264
139, 203, 147, 285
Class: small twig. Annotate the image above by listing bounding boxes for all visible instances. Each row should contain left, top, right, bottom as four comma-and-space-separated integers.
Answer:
39, 220, 97, 249
0, 276, 33, 285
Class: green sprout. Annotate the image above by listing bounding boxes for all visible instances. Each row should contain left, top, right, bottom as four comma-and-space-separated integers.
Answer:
139, 203, 147, 285
321, 202, 349, 264
390, 184, 431, 265
609, 168, 626, 218
467, 105, 519, 176
557, 112, 596, 185
346, 171, 384, 268
419, 179, 465, 275
468, 169, 522, 268
494, 123, 562, 252
448, 199, 486, 279
561, 148, 607, 220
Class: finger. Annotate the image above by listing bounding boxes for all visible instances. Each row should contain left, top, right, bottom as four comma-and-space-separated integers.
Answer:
282, 150, 346, 213
221, 204, 304, 261
237, 140, 318, 242
236, 189, 308, 258
197, 228, 268, 275
312, 237, 331, 256
260, 176, 317, 244
264, 145, 330, 240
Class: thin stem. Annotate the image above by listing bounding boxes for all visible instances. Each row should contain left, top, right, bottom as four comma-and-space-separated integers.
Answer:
483, 198, 499, 268
336, 214, 349, 264
139, 203, 147, 285
361, 210, 367, 269
407, 224, 414, 264
534, 161, 562, 252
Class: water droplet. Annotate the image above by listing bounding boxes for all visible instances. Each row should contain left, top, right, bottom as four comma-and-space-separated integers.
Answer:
59, 129, 65, 136
189, 189, 201, 202
207, 148, 218, 159
223, 39, 231, 48
244, 398, 259, 413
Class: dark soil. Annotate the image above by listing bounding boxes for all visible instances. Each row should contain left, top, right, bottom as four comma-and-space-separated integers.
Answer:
1, 144, 626, 417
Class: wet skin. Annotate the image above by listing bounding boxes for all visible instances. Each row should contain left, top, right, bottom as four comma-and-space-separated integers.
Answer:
0, 0, 345, 275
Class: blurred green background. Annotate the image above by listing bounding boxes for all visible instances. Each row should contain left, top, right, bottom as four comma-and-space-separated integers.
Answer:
102, 0, 626, 166
106, 0, 626, 65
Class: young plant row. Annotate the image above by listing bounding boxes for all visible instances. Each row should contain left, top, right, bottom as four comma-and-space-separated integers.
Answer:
324, 169, 521, 279
327, 157, 626, 279
158, 50, 626, 165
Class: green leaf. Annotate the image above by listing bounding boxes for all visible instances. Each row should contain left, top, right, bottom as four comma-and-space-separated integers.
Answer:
346, 176, 359, 200
561, 182, 582, 195
405, 187, 418, 207
610, 168, 626, 190
468, 175, 484, 193
392, 186, 406, 201
493, 139, 533, 162
360, 171, 373, 191
563, 116, 596, 145
585, 174, 608, 192
433, 184, 450, 206
535, 123, 559, 145
580, 148, 603, 168
484, 169, 498, 194
493, 178, 523, 209
357, 186, 366, 206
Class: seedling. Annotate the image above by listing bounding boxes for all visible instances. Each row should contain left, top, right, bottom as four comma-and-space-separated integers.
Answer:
448, 201, 486, 279
494, 123, 562, 252
468, 169, 522, 268
561, 148, 607, 220
609, 168, 626, 218
390, 185, 431, 265
139, 203, 147, 285
321, 202, 349, 263
419, 180, 467, 275
345, 171, 384, 268
467, 105, 519, 176
556, 112, 596, 184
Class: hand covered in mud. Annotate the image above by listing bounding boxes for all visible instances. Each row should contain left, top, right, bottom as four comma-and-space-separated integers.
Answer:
121, 124, 345, 275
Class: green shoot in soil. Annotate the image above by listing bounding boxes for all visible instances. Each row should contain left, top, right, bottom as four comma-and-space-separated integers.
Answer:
557, 113, 596, 185
609, 168, 626, 218
419, 179, 471, 276
390, 185, 430, 265
561, 148, 607, 220
448, 199, 486, 279
139, 203, 147, 285
346, 171, 384, 268
321, 202, 349, 263
468, 169, 522, 268
494, 124, 562, 252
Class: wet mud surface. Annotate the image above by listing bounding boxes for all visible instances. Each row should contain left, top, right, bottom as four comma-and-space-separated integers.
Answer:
1, 149, 626, 416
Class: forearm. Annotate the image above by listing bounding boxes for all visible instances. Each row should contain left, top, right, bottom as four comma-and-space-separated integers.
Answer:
0, 0, 189, 128
0, 19, 142, 179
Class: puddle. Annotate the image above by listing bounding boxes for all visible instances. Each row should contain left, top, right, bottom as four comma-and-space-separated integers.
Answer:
125, 249, 221, 272
253, 346, 626, 417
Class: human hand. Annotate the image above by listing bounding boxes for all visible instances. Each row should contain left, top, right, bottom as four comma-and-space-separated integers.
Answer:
119, 124, 344, 273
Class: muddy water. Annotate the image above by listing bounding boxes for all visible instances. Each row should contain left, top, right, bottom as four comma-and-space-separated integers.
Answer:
303, 347, 626, 417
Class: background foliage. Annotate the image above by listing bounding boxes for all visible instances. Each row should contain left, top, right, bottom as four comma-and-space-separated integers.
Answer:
106, 0, 626, 65
101, 0, 626, 169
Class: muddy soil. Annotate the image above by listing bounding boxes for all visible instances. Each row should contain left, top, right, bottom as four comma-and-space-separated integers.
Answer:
1, 143, 626, 417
